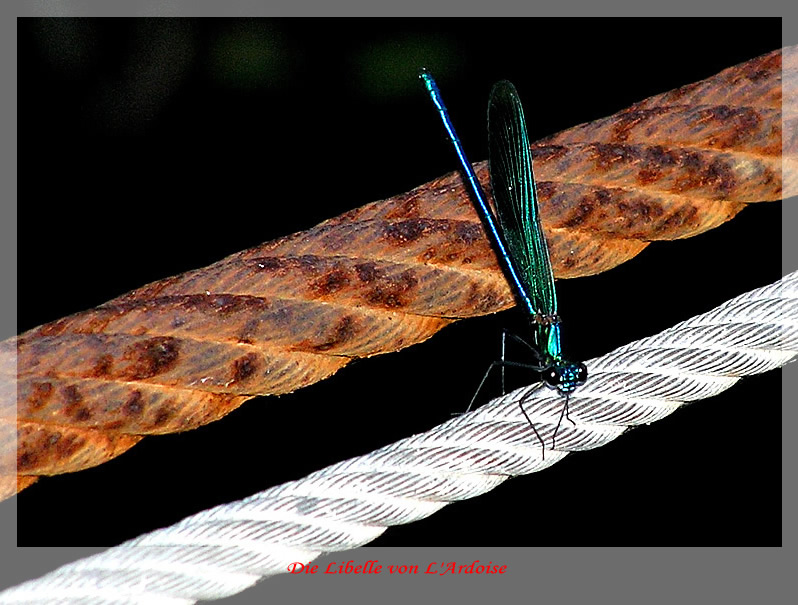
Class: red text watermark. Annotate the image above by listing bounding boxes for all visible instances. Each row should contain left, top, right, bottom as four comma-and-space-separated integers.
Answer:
288, 560, 508, 576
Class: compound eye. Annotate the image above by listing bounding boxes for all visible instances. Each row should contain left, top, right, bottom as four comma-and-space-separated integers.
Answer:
576, 364, 588, 383
544, 368, 561, 387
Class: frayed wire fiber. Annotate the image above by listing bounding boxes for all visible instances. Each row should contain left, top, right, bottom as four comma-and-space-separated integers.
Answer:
1, 271, 795, 604
2, 45, 793, 498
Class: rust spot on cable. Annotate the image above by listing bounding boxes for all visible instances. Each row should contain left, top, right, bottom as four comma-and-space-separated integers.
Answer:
230, 352, 259, 383
123, 390, 144, 416
122, 337, 180, 380
91, 354, 114, 378
151, 406, 173, 428
2, 46, 792, 500
27, 382, 54, 410
310, 268, 351, 296
298, 315, 359, 353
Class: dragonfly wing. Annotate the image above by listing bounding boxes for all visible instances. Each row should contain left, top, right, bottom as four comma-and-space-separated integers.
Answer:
487, 80, 557, 316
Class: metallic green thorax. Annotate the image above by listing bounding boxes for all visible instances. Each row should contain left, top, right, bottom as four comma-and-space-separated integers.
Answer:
534, 321, 562, 364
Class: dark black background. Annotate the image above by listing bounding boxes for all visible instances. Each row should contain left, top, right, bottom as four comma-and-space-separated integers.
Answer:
12, 19, 782, 547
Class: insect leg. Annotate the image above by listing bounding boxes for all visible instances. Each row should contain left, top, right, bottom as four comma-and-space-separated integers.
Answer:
501, 330, 506, 396
504, 331, 544, 362
464, 359, 545, 414
551, 394, 575, 449
465, 360, 503, 414
517, 399, 547, 458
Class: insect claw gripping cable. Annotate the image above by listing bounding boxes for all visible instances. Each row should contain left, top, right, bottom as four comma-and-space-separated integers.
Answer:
0, 271, 795, 603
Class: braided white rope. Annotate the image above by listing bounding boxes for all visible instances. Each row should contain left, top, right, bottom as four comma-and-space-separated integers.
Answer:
2, 271, 795, 604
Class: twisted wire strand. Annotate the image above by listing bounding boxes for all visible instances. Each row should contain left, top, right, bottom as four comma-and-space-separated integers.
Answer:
2, 45, 791, 498
1, 271, 794, 604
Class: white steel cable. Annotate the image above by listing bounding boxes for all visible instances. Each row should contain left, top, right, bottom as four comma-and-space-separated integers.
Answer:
1, 271, 795, 604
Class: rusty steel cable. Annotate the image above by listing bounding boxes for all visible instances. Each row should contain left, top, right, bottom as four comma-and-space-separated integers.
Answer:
2, 45, 793, 499
1, 270, 795, 603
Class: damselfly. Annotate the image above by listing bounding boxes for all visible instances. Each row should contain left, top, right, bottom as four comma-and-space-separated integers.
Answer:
420, 71, 587, 449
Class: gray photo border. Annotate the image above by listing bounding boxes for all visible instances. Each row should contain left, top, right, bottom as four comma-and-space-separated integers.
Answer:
2, 3, 793, 605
